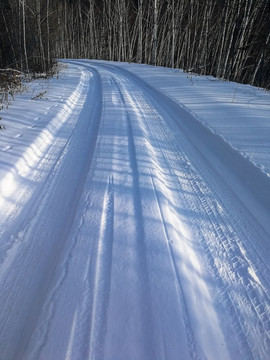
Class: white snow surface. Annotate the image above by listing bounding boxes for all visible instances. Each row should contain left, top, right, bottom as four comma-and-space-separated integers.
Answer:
0, 60, 270, 360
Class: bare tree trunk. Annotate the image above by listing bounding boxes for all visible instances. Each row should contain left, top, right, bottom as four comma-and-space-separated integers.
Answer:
152, 0, 158, 65
46, 0, 50, 66
36, 0, 46, 71
171, 0, 175, 68
233, 0, 253, 80
216, 0, 230, 77
251, 20, 270, 85
138, 0, 143, 63
21, 0, 29, 73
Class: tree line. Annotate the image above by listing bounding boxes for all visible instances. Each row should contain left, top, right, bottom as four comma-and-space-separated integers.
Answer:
0, 0, 269, 88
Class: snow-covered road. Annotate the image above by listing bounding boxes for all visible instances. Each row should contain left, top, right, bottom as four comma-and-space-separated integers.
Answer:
0, 60, 270, 360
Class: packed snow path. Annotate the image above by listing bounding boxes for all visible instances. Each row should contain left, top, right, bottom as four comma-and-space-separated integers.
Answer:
0, 61, 270, 360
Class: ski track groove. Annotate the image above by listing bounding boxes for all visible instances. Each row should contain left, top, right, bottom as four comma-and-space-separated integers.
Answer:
150, 173, 201, 360
62, 179, 104, 360
89, 176, 114, 360
25, 180, 102, 359
111, 76, 159, 359
110, 72, 208, 359
115, 74, 202, 359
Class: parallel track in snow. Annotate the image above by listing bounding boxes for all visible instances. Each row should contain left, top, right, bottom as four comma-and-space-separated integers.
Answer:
0, 61, 269, 360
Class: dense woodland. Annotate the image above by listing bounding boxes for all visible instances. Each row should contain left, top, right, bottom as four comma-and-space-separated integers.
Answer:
0, 0, 270, 88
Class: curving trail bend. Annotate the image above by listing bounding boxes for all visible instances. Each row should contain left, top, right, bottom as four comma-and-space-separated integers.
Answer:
0, 61, 269, 360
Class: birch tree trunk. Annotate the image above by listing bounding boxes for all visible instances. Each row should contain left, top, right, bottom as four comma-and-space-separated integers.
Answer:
46, 0, 50, 66
138, 0, 143, 63
171, 0, 175, 68
152, 0, 158, 65
22, 0, 29, 73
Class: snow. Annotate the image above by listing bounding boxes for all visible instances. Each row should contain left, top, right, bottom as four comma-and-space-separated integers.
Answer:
0, 60, 270, 360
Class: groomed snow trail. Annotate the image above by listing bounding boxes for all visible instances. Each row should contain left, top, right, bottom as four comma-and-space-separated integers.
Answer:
0, 61, 269, 360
